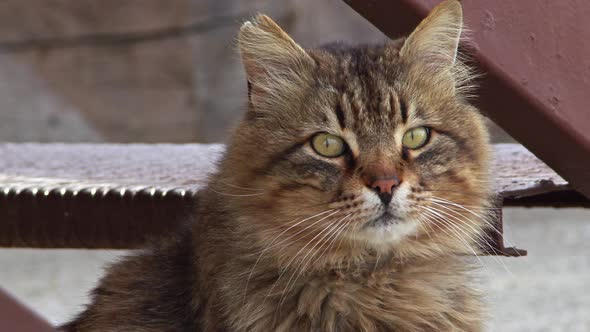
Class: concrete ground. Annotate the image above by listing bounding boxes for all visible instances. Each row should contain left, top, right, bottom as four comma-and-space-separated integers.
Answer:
1, 207, 589, 331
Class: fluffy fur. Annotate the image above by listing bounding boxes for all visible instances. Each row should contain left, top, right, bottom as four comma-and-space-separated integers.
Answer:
62, 1, 493, 331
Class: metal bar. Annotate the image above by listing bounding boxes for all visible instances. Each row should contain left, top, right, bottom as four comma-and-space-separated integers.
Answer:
0, 288, 55, 332
0, 143, 581, 254
0, 188, 195, 249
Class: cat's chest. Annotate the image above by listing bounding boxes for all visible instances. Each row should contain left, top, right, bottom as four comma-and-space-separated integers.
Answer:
233, 268, 481, 332
242, 272, 421, 331
284, 274, 399, 330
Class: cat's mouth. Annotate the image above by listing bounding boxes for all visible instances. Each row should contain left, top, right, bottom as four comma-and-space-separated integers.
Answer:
364, 211, 404, 228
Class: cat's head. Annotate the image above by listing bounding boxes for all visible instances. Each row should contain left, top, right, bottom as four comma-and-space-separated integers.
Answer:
215, 0, 492, 263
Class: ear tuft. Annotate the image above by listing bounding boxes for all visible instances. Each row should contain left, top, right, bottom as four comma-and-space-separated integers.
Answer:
238, 14, 312, 83
400, 0, 463, 67
237, 15, 314, 116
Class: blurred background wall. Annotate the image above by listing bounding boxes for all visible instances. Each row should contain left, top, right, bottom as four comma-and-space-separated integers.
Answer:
0, 0, 512, 143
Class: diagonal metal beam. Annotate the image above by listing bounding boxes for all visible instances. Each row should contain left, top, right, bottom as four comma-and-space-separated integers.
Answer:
0, 289, 55, 332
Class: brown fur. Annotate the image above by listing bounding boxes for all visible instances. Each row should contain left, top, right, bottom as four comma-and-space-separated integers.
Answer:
62, 1, 493, 331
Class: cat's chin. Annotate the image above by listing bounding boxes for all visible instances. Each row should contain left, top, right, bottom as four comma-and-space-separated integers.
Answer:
363, 211, 403, 228
356, 214, 419, 247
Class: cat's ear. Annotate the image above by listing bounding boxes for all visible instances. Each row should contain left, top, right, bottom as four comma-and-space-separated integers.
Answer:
400, 0, 463, 69
238, 15, 313, 86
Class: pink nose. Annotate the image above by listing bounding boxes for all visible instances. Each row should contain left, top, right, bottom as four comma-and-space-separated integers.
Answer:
369, 176, 400, 195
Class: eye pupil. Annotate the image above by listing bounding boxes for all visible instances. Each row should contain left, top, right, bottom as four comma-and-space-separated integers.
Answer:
402, 126, 430, 150
311, 133, 346, 158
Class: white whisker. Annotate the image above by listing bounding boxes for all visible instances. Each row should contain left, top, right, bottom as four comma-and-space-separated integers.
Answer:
429, 197, 522, 256
262, 210, 342, 306
420, 207, 489, 272
425, 199, 514, 272
280, 213, 354, 306
240, 209, 336, 313
428, 204, 508, 272
220, 181, 264, 191
210, 188, 265, 197
428, 196, 523, 258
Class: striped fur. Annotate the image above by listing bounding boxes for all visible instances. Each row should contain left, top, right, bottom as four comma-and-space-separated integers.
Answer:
63, 1, 492, 331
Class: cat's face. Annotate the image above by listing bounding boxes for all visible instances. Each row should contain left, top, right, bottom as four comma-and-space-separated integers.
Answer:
217, 0, 491, 262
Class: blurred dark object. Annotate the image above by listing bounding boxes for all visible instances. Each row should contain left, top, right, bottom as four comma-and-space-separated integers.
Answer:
0, 288, 55, 332
343, 0, 590, 200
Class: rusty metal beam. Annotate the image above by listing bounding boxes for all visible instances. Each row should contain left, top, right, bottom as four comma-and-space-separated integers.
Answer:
0, 288, 55, 332
342, 0, 590, 200
0, 143, 586, 254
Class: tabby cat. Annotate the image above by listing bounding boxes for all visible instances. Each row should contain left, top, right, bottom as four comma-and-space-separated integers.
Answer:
62, 1, 493, 331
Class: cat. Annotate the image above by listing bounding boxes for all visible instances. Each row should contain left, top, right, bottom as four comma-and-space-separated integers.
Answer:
62, 0, 493, 331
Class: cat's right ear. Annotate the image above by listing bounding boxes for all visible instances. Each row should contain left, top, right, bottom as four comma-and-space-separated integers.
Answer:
399, 0, 463, 70
238, 15, 314, 109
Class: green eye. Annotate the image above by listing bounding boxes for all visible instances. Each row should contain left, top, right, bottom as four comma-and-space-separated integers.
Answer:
402, 127, 430, 149
311, 133, 346, 157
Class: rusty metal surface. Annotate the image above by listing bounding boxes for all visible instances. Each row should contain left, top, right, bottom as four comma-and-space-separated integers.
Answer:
0, 288, 55, 332
0, 143, 584, 251
342, 0, 590, 200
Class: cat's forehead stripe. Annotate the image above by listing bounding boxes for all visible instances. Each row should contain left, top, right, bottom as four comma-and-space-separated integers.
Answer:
338, 89, 406, 135
335, 101, 346, 129
398, 95, 408, 123
331, 61, 405, 130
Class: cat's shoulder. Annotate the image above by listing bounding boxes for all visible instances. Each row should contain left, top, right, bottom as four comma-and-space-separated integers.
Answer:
61, 228, 199, 331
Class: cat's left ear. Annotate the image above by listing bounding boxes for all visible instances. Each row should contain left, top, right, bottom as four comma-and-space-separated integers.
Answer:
399, 0, 463, 69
